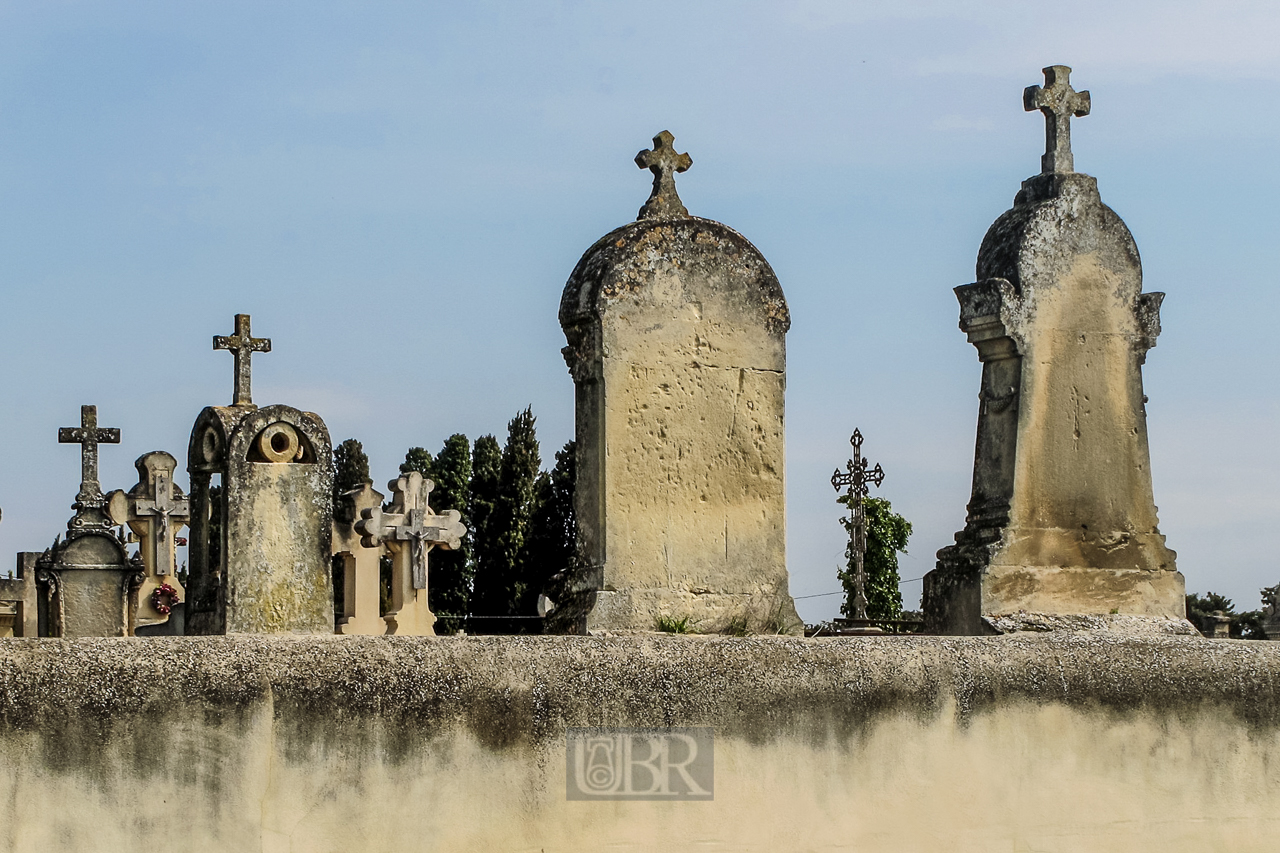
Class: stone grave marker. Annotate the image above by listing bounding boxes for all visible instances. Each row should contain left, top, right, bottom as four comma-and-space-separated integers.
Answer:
556, 131, 802, 634
35, 405, 143, 637
186, 314, 335, 635
108, 451, 190, 630
925, 67, 1186, 634
332, 481, 387, 636
355, 471, 464, 636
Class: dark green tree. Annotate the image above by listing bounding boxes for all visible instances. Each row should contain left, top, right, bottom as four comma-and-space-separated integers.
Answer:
426, 434, 473, 634
471, 408, 541, 631
837, 495, 912, 623
1186, 591, 1267, 639
400, 446, 434, 479
466, 433, 503, 627
331, 438, 371, 621
520, 440, 576, 621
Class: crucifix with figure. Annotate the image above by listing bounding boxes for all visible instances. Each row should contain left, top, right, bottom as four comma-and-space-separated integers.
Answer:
355, 471, 466, 635
1024, 64, 1090, 175
108, 451, 191, 626
831, 429, 885, 622
214, 313, 271, 407
58, 404, 120, 530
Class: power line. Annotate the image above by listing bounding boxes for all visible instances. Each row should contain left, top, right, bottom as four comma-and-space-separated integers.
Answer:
795, 575, 925, 600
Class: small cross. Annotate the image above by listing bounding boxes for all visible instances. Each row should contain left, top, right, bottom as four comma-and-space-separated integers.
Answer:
1024, 65, 1091, 175
132, 470, 188, 578
830, 429, 885, 622
355, 472, 465, 590
58, 405, 120, 506
635, 130, 692, 220
213, 313, 271, 407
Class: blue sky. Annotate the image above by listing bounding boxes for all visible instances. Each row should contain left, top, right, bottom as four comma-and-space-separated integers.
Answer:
0, 1, 1277, 622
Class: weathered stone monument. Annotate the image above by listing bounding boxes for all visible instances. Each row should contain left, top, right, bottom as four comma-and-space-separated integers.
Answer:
557, 131, 802, 634
186, 314, 335, 635
108, 451, 190, 631
354, 471, 465, 636
1262, 584, 1279, 640
34, 405, 143, 637
332, 481, 387, 636
925, 67, 1186, 634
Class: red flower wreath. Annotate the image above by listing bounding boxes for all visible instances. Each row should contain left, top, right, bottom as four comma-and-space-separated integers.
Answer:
151, 583, 181, 616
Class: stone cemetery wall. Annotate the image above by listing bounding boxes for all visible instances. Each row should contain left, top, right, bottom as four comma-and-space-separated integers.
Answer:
1, 634, 1278, 852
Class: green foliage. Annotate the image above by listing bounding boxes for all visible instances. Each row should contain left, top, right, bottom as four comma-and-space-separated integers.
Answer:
471, 408, 542, 631
836, 495, 912, 622
399, 446, 434, 478
1185, 591, 1267, 639
467, 433, 505, 624
655, 615, 695, 634
722, 616, 750, 637
333, 438, 371, 506
428, 434, 472, 634
520, 441, 576, 618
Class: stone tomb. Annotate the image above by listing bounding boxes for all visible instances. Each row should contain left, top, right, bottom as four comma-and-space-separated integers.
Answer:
108, 451, 190, 630
332, 481, 387, 636
186, 314, 335, 635
35, 405, 143, 638
558, 131, 802, 635
925, 67, 1186, 634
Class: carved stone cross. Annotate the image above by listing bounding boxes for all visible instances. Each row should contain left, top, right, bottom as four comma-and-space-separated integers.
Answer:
109, 452, 190, 579
213, 313, 272, 407
355, 471, 465, 635
830, 429, 885, 622
58, 405, 120, 513
1024, 65, 1090, 175
635, 130, 693, 220
331, 482, 387, 636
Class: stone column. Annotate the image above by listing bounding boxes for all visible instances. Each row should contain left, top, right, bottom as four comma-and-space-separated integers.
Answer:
556, 131, 802, 635
925, 68, 1186, 635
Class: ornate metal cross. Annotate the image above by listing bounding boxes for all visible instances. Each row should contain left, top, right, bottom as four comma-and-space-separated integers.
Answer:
635, 130, 692, 220
1024, 65, 1090, 175
58, 405, 120, 509
214, 313, 271, 407
830, 429, 885, 621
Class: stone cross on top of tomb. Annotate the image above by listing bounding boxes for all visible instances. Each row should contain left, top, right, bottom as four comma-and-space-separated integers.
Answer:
1024, 65, 1091, 175
58, 404, 120, 528
830, 429, 885, 622
635, 130, 693, 220
214, 313, 271, 408
109, 452, 190, 580
357, 471, 465, 590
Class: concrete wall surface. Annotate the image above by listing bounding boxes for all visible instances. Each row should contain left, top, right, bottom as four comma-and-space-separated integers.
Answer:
0, 634, 1278, 852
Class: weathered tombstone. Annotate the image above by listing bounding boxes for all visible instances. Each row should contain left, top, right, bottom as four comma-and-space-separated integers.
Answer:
0, 554, 38, 638
107, 451, 190, 630
925, 67, 1186, 634
1262, 584, 1279, 640
185, 314, 335, 635
332, 481, 387, 636
556, 131, 803, 635
354, 471, 465, 636
34, 406, 143, 637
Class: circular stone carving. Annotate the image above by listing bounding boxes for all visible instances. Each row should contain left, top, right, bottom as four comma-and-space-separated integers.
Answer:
200, 426, 223, 464
256, 422, 301, 463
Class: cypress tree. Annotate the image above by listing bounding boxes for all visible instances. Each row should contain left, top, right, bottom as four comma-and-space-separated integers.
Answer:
428, 434, 472, 634
521, 440, 576, 622
471, 409, 541, 631
399, 446, 434, 479
466, 434, 503, 627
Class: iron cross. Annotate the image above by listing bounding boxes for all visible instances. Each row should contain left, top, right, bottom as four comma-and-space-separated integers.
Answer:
635, 130, 692, 220
830, 429, 885, 622
1024, 65, 1090, 175
214, 313, 271, 408
58, 405, 120, 506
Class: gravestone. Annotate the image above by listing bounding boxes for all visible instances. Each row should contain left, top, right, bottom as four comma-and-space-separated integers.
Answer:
557, 131, 803, 635
186, 314, 335, 635
1262, 584, 1279, 640
354, 471, 465, 636
0, 554, 38, 638
35, 406, 143, 637
108, 451, 190, 630
332, 481, 387, 636
925, 67, 1186, 635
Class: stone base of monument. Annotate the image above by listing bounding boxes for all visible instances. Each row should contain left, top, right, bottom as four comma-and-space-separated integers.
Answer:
982, 610, 1198, 636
